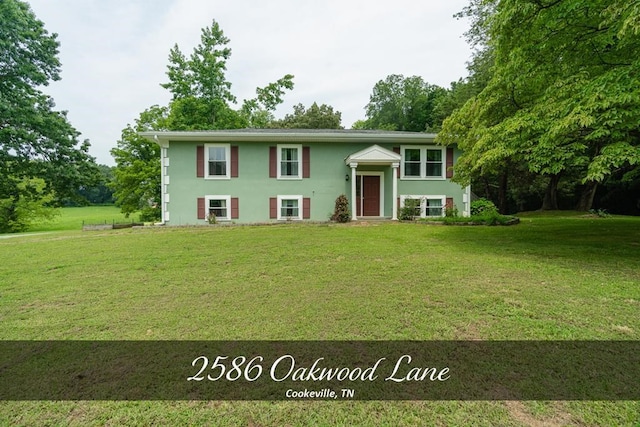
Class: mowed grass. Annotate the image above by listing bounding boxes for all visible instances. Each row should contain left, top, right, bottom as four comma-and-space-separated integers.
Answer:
0, 213, 639, 426
26, 205, 136, 233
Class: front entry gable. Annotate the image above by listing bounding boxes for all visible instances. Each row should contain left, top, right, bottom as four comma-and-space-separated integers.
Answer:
345, 144, 401, 166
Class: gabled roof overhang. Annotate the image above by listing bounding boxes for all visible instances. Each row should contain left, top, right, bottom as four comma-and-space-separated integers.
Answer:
345, 144, 401, 166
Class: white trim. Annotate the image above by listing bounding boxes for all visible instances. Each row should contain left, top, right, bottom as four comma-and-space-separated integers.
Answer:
400, 195, 447, 218
159, 147, 168, 225
277, 144, 302, 180
464, 185, 471, 217
356, 171, 384, 217
277, 195, 303, 220
350, 165, 358, 221
205, 143, 231, 180
392, 164, 398, 220
204, 195, 232, 221
400, 145, 446, 180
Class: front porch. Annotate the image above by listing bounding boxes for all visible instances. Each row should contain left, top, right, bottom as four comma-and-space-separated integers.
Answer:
345, 145, 401, 221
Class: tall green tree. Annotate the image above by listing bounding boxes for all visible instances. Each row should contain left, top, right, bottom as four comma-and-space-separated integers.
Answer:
112, 20, 295, 219
269, 102, 343, 129
439, 0, 640, 211
161, 19, 294, 130
110, 106, 167, 220
357, 75, 447, 132
0, 0, 99, 231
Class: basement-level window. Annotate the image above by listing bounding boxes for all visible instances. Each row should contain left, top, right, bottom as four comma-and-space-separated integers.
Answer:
401, 195, 446, 218
277, 195, 302, 220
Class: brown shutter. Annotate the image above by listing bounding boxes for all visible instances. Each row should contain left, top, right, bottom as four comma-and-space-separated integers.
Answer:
231, 197, 239, 219
269, 197, 277, 219
445, 197, 454, 209
197, 197, 206, 219
302, 146, 310, 178
196, 145, 205, 178
303, 198, 311, 219
393, 147, 401, 178
446, 147, 454, 178
231, 146, 239, 178
269, 146, 277, 178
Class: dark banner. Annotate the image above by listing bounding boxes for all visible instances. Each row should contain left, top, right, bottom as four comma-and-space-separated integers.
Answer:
0, 341, 638, 400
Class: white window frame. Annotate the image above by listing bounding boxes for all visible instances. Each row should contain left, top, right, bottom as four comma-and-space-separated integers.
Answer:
277, 144, 302, 180
277, 195, 303, 220
400, 195, 446, 218
205, 143, 231, 180
400, 145, 445, 180
205, 195, 231, 221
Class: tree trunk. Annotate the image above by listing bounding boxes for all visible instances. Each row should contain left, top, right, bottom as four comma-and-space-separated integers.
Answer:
576, 181, 598, 211
497, 171, 508, 214
541, 174, 561, 210
482, 177, 491, 199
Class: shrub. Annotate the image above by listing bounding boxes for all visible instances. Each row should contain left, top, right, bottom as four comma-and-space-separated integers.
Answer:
470, 198, 498, 216
139, 205, 161, 222
399, 198, 421, 220
331, 194, 351, 223
445, 204, 458, 218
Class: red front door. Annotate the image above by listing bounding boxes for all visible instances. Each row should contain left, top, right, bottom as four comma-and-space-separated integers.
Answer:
356, 175, 381, 216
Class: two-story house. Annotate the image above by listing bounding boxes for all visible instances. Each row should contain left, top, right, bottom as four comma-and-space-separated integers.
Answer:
140, 129, 470, 224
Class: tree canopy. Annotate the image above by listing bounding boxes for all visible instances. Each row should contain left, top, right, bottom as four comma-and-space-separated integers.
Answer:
0, 0, 99, 231
269, 102, 343, 129
439, 0, 640, 211
355, 74, 447, 132
111, 19, 296, 220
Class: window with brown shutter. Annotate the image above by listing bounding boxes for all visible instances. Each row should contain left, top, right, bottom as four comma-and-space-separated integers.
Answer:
446, 197, 454, 209
446, 148, 454, 178
196, 146, 204, 178
302, 146, 310, 178
197, 197, 205, 219
231, 197, 239, 219
269, 147, 277, 178
269, 197, 277, 218
231, 146, 239, 178
303, 198, 311, 219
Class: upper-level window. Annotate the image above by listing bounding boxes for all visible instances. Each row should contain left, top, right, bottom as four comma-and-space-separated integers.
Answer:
401, 146, 445, 179
278, 144, 302, 179
206, 144, 230, 179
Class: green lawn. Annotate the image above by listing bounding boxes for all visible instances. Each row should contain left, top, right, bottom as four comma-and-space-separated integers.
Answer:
27, 205, 136, 232
0, 212, 638, 425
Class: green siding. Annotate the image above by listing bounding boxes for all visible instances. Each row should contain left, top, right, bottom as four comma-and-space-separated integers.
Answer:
165, 141, 467, 225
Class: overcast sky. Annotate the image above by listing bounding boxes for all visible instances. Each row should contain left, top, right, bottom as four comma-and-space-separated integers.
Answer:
27, 0, 473, 165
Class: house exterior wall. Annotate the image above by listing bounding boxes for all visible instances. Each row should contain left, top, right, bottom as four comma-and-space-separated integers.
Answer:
155, 135, 468, 225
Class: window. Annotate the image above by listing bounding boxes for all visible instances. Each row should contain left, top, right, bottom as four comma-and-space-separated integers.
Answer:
205, 195, 231, 221
401, 146, 445, 179
277, 144, 302, 179
404, 149, 421, 177
401, 195, 446, 218
206, 144, 230, 179
425, 198, 443, 217
277, 195, 303, 220
425, 149, 443, 177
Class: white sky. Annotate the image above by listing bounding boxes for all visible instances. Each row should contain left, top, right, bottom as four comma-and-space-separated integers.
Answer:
27, 0, 472, 165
